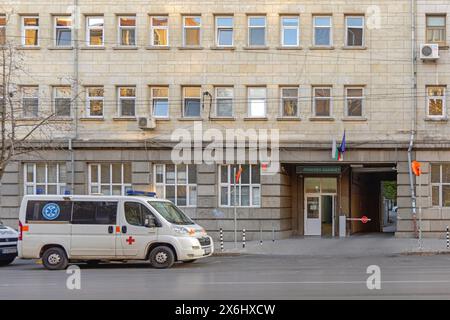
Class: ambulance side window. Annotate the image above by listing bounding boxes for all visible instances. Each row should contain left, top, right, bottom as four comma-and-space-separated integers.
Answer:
124, 202, 158, 227
72, 201, 117, 225
26, 201, 72, 222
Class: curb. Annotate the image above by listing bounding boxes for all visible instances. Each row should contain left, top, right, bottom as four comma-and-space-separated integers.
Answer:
212, 252, 243, 257
402, 250, 450, 256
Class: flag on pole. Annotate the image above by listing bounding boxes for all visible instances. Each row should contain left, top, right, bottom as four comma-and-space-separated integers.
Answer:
332, 139, 339, 160
338, 131, 346, 162
235, 166, 243, 183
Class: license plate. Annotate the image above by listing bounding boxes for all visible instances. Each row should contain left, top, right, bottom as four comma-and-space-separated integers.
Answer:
1, 248, 17, 254
204, 247, 211, 255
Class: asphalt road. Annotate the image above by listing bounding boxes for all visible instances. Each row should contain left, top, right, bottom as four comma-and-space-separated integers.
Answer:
1, 254, 450, 299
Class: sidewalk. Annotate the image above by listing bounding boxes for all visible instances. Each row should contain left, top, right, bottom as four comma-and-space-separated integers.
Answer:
215, 233, 450, 257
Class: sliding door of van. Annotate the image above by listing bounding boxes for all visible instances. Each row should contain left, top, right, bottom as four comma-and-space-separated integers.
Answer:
70, 201, 118, 258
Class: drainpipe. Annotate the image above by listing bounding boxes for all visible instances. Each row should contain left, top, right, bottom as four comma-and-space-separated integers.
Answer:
69, 0, 80, 195
407, 0, 418, 237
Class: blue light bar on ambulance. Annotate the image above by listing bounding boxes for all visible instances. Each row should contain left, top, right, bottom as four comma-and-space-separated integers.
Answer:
126, 190, 157, 197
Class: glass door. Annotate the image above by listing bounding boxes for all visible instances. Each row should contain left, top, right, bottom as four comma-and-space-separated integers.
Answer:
305, 195, 321, 236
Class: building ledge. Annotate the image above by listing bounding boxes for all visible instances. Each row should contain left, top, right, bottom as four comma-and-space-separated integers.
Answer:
80, 117, 105, 122
177, 117, 203, 121
342, 117, 368, 122
276, 117, 302, 121
16, 46, 41, 50
177, 46, 204, 50
112, 46, 139, 50
112, 117, 137, 121
309, 117, 335, 122
309, 46, 335, 50
48, 46, 74, 50
210, 46, 236, 51
243, 46, 270, 50
80, 46, 106, 50
424, 117, 448, 122
209, 116, 236, 121
341, 46, 367, 50
145, 46, 171, 50
276, 46, 303, 50
243, 117, 269, 121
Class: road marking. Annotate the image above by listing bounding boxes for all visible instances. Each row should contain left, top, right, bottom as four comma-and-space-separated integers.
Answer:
193, 280, 450, 285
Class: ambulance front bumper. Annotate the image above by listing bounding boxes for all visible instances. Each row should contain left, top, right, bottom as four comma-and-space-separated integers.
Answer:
175, 236, 214, 261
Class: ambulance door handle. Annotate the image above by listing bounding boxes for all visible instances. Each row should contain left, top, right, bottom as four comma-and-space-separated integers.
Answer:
122, 226, 127, 234
108, 226, 114, 234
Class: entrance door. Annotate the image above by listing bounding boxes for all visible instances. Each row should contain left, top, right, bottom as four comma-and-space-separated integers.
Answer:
321, 195, 336, 237
305, 195, 321, 236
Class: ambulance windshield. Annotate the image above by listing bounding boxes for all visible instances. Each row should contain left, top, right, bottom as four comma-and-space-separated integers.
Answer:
148, 201, 194, 225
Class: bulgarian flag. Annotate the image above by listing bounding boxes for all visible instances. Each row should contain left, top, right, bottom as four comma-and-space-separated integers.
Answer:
235, 166, 243, 183
332, 138, 339, 161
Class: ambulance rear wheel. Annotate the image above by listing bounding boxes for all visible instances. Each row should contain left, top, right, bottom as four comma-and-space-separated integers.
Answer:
149, 246, 175, 269
42, 247, 68, 270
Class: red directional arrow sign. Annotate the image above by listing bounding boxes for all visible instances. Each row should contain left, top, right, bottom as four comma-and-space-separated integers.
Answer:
361, 216, 369, 224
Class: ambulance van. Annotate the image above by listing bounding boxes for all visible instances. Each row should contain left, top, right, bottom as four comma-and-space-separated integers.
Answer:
18, 193, 214, 270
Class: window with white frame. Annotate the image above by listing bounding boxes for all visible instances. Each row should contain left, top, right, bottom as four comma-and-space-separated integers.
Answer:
183, 16, 201, 46
183, 86, 201, 117
86, 87, 104, 117
53, 87, 71, 117
118, 16, 136, 46
154, 164, 197, 206
345, 87, 364, 117
89, 163, 132, 195
54, 16, 72, 47
86, 16, 104, 46
24, 163, 67, 195
22, 16, 39, 46
150, 16, 168, 46
0, 14, 6, 45
21, 86, 39, 118
346, 16, 364, 47
313, 87, 332, 117
280, 87, 299, 117
248, 87, 266, 117
426, 15, 446, 45
431, 164, 450, 207
216, 16, 233, 47
215, 87, 233, 117
219, 164, 261, 207
427, 86, 446, 118
313, 16, 332, 46
118, 86, 136, 117
281, 16, 299, 47
248, 16, 266, 46
151, 86, 169, 118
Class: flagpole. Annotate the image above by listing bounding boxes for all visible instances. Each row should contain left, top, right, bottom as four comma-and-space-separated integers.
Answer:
233, 166, 237, 249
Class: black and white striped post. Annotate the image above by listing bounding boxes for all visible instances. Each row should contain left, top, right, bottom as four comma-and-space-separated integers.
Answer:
220, 228, 224, 252
242, 228, 246, 249
446, 226, 449, 250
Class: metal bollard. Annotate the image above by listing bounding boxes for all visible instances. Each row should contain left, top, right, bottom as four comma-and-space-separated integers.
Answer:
242, 228, 246, 249
220, 228, 224, 252
447, 226, 449, 250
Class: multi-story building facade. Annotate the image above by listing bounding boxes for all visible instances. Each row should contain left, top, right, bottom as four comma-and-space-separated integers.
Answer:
1, 0, 443, 241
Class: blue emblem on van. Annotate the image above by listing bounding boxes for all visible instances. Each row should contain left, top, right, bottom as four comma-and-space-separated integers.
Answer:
42, 203, 60, 220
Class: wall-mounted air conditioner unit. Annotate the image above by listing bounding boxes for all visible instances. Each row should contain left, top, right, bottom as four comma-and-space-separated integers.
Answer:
420, 44, 439, 61
138, 117, 156, 130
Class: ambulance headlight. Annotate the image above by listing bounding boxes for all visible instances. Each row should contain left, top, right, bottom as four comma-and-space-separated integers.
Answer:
172, 225, 195, 236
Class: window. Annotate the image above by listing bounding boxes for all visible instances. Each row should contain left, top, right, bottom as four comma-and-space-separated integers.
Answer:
219, 164, 261, 207
21, 86, 39, 118
86, 16, 104, 46
346, 16, 364, 47
124, 202, 157, 227
431, 164, 450, 207
427, 86, 446, 118
154, 164, 197, 207
183, 86, 201, 117
118, 16, 136, 46
426, 15, 446, 45
215, 87, 233, 117
72, 202, 118, 225
118, 86, 136, 117
151, 87, 169, 118
150, 16, 168, 46
22, 16, 39, 46
54, 16, 72, 47
26, 201, 72, 222
183, 16, 201, 46
24, 163, 67, 195
281, 16, 299, 47
86, 87, 104, 117
248, 16, 266, 46
314, 16, 332, 46
248, 87, 266, 117
0, 14, 6, 45
280, 87, 299, 117
216, 16, 233, 47
345, 87, 364, 117
89, 163, 132, 195
53, 87, 71, 117
313, 87, 332, 117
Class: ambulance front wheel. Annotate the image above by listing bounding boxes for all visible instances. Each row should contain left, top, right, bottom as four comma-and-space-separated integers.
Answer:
42, 247, 69, 270
149, 245, 175, 269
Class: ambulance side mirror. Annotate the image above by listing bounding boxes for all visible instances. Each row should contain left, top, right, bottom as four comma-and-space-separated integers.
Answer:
144, 216, 157, 228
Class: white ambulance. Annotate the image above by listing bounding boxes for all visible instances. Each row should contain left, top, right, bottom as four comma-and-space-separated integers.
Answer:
18, 192, 213, 270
